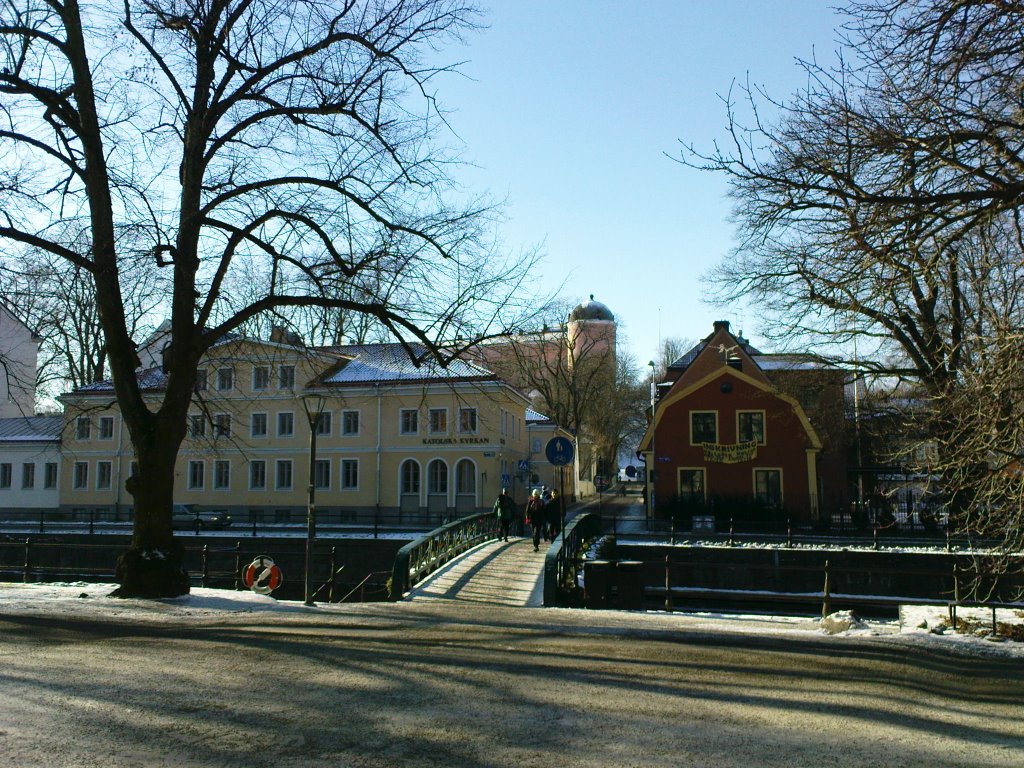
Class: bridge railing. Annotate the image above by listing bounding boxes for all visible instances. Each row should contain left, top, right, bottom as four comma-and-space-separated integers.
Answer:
544, 512, 603, 606
390, 512, 499, 599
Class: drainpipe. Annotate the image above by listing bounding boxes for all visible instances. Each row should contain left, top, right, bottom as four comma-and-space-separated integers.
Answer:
374, 383, 382, 529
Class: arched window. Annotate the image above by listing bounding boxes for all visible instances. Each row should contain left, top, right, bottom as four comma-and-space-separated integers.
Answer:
427, 459, 448, 514
427, 460, 448, 494
454, 459, 477, 513
400, 459, 420, 494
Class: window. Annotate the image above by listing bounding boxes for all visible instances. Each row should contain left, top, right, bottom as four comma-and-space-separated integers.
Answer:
315, 411, 332, 436
98, 416, 114, 440
21, 463, 35, 489
455, 459, 476, 494
190, 414, 206, 438
96, 461, 112, 490
400, 459, 420, 494
75, 416, 91, 440
738, 412, 766, 445
678, 469, 705, 503
216, 367, 234, 391
342, 409, 359, 436
0, 463, 11, 488
278, 365, 295, 389
341, 459, 359, 490
314, 459, 330, 490
194, 368, 208, 391
44, 462, 58, 489
690, 411, 717, 444
215, 415, 233, 438
214, 413, 231, 438
429, 408, 447, 434
214, 460, 231, 490
253, 365, 271, 390
251, 412, 268, 437
400, 409, 418, 435
250, 460, 266, 490
458, 407, 477, 434
427, 459, 448, 494
754, 469, 782, 507
277, 412, 294, 437
275, 459, 293, 490
73, 462, 88, 490
188, 460, 205, 489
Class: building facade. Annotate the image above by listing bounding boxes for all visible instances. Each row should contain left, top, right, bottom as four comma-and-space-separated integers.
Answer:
58, 336, 543, 523
0, 301, 40, 418
639, 321, 848, 525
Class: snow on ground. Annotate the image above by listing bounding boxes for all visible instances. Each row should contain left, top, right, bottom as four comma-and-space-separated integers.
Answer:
2, 580, 1022, 659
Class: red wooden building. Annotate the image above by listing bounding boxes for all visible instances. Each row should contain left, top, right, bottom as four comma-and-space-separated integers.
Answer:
638, 321, 849, 526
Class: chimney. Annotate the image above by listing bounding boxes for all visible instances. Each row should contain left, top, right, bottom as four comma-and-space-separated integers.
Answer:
713, 320, 731, 333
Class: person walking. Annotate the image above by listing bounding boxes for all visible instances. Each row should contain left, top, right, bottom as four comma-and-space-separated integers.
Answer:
546, 488, 561, 540
525, 489, 547, 551
493, 488, 516, 542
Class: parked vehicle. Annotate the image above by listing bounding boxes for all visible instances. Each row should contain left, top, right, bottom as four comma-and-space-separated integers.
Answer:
171, 504, 232, 530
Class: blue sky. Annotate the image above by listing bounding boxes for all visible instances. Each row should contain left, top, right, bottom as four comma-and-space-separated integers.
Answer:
435, 1, 846, 365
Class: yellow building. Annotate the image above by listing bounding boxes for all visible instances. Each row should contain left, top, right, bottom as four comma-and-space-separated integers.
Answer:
58, 336, 538, 524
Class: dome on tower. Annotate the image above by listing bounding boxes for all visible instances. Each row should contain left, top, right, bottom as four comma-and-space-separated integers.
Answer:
569, 295, 615, 322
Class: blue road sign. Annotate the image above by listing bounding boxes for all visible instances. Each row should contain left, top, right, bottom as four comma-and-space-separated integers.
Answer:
517, 460, 530, 472
545, 436, 575, 466
501, 473, 511, 488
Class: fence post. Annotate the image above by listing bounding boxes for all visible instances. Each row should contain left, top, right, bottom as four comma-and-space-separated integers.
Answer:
23, 538, 31, 583
89, 510, 95, 536
951, 561, 959, 630
664, 554, 672, 612
329, 546, 337, 603
821, 559, 831, 618
38, 509, 44, 534
201, 544, 209, 588
728, 517, 734, 547
234, 542, 242, 590
786, 517, 792, 548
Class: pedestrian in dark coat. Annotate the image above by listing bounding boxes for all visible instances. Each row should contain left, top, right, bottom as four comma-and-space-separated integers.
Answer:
493, 488, 516, 542
546, 489, 561, 540
525, 489, 546, 551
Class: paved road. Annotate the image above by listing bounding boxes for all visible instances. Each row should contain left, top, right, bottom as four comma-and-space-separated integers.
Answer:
2, 594, 1023, 767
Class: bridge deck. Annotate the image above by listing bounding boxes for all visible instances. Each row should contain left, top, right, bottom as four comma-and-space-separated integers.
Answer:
405, 536, 547, 607
404, 496, 644, 606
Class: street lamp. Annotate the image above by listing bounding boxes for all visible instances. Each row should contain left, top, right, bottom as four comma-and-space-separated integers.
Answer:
301, 392, 327, 606
648, 360, 656, 524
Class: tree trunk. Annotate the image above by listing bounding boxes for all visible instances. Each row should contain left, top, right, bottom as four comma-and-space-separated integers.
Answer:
110, 415, 191, 598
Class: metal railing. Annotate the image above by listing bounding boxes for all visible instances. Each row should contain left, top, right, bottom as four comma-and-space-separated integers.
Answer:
389, 512, 499, 599
543, 511, 602, 607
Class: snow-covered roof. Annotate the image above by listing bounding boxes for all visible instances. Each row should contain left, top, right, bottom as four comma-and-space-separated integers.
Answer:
317, 343, 496, 386
73, 367, 168, 394
525, 408, 552, 423
0, 415, 62, 442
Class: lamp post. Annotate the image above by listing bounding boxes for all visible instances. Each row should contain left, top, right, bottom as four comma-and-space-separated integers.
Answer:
648, 360, 656, 525
301, 393, 327, 606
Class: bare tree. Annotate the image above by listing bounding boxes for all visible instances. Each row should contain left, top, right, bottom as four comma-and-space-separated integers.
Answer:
0, 0, 538, 596
0, 247, 165, 397
680, 0, 1024, 594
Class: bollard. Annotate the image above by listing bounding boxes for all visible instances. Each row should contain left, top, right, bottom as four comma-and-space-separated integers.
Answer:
728, 517, 735, 547
787, 517, 792, 548
616, 561, 644, 610
201, 544, 209, 587
89, 510, 95, 536
873, 524, 879, 550
234, 542, 242, 590
23, 538, 31, 583
584, 560, 612, 608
